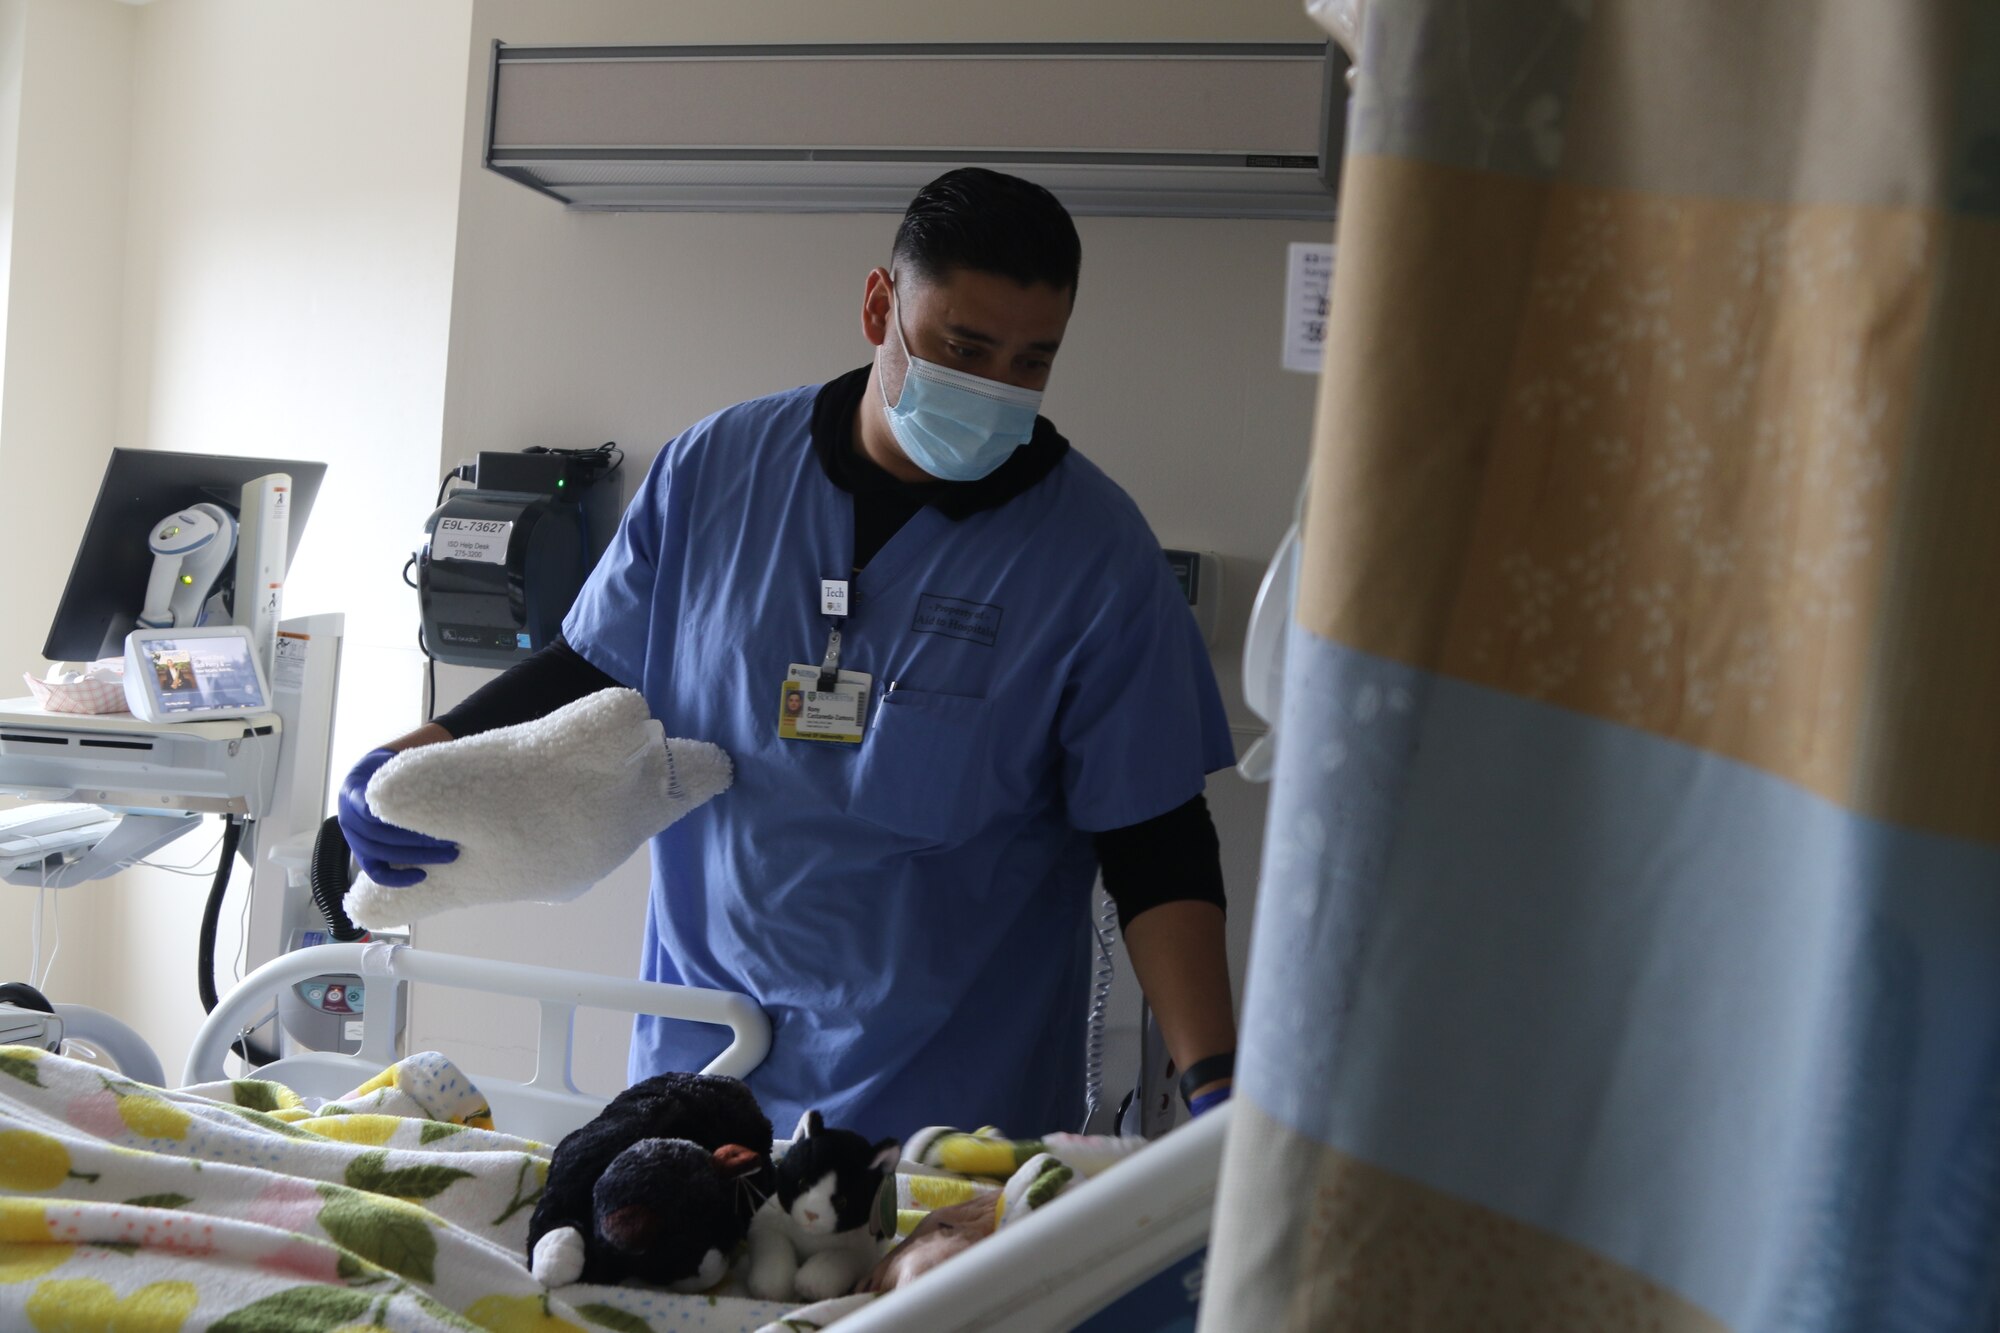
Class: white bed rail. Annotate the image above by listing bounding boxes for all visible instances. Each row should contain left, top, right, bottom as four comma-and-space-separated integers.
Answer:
840, 1102, 1228, 1332
184, 943, 769, 1114
53, 1004, 167, 1088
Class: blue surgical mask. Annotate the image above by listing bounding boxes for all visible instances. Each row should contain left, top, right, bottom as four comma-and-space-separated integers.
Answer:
878, 283, 1043, 482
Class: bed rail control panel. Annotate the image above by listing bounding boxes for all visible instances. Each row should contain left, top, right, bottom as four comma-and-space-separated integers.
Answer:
279, 929, 407, 1056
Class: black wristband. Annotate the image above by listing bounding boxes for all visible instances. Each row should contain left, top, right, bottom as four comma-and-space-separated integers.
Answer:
1177, 1052, 1235, 1107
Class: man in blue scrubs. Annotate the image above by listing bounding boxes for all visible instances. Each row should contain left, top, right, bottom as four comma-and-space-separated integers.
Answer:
340, 170, 1239, 1141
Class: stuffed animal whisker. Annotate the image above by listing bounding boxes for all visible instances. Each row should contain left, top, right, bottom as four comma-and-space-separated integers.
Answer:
735, 1169, 772, 1212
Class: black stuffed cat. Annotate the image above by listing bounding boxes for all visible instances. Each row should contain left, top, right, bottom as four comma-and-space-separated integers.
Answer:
527, 1071, 775, 1291
747, 1109, 901, 1301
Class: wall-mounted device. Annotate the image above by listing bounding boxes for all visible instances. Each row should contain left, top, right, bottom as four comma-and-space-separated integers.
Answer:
483, 40, 1346, 219
122, 625, 274, 724
418, 446, 622, 668
1162, 549, 1223, 648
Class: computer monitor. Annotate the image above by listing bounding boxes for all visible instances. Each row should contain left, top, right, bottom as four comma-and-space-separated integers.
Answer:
43, 449, 328, 662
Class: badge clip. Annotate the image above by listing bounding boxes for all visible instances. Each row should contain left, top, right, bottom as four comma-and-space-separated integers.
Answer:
816, 626, 842, 693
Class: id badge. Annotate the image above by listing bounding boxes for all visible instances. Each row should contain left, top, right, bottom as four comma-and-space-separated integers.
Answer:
778, 664, 872, 744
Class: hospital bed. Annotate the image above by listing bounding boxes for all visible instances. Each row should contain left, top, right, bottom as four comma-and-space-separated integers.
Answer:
28, 941, 1221, 1332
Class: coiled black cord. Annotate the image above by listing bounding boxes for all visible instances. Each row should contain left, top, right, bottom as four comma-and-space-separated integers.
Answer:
310, 815, 368, 943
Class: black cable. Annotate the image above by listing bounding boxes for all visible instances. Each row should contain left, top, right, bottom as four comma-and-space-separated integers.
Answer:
419, 624, 437, 722
524, 440, 622, 480
196, 816, 279, 1068
309, 816, 368, 943
195, 817, 243, 1015
406, 565, 435, 719
408, 551, 432, 719
413, 468, 470, 722
435, 465, 468, 508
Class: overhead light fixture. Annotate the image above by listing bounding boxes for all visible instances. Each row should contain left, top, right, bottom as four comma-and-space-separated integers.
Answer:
483, 40, 1346, 220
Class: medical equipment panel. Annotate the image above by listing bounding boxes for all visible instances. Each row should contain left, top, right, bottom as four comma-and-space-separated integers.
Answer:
0, 697, 280, 816
122, 625, 273, 722
44, 449, 326, 663
277, 928, 408, 1056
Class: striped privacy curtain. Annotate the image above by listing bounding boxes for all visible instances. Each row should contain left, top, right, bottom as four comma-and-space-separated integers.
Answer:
1201, 2, 2000, 1330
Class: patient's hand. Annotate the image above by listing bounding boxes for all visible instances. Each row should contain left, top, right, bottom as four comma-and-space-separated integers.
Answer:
796, 1250, 865, 1302
857, 1198, 998, 1294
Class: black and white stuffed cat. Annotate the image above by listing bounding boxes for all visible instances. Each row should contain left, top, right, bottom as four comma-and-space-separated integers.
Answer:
528, 1071, 775, 1292
746, 1109, 901, 1301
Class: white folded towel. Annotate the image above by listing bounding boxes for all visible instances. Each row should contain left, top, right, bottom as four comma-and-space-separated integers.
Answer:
345, 688, 731, 928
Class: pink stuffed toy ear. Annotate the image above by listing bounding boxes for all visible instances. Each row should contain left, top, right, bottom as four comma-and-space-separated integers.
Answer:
600, 1203, 662, 1253
712, 1142, 760, 1175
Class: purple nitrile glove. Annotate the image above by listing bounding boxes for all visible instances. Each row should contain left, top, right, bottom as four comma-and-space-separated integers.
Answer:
335, 747, 458, 887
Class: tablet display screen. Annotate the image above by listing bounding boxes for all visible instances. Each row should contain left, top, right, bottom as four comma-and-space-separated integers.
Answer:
139, 635, 267, 716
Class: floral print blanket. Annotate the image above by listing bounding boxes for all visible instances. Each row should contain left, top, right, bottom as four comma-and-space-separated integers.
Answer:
0, 1045, 796, 1333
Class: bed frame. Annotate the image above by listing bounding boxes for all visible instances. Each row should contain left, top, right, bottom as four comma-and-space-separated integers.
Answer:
185, 941, 768, 1143
183, 942, 1217, 1329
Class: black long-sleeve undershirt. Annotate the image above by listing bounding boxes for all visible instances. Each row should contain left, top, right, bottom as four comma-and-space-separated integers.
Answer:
434, 633, 615, 739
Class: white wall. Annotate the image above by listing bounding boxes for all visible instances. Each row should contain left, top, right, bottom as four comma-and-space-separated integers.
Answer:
0, 0, 137, 997
0, 0, 24, 411
414, 0, 1328, 1106
0, 0, 473, 1071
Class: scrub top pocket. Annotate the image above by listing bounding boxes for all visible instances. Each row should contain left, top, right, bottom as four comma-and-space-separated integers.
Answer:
846, 687, 996, 845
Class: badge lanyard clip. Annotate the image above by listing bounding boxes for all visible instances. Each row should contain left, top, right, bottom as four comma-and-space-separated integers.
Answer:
816, 626, 843, 692
817, 579, 850, 692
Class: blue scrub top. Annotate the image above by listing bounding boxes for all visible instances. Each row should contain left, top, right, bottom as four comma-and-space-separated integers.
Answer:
563, 383, 1234, 1142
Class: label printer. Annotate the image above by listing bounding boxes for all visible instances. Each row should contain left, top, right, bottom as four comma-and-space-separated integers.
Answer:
417, 447, 622, 668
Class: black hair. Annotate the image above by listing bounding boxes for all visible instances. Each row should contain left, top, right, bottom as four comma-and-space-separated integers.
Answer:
891, 167, 1081, 299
